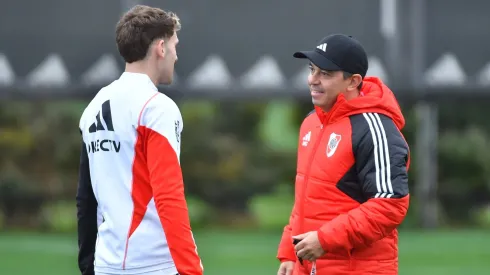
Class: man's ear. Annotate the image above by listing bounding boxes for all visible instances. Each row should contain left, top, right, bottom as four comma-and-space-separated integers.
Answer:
156, 39, 165, 58
349, 74, 362, 90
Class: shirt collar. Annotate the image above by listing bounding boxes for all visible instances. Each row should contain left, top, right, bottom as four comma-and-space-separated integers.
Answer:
119, 72, 158, 91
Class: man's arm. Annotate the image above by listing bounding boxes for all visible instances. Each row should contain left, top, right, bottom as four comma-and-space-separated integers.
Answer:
143, 97, 203, 275
76, 140, 98, 275
277, 204, 299, 262
278, 119, 312, 264
317, 113, 410, 253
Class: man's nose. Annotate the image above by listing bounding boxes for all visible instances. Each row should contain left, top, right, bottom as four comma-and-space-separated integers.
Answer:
308, 74, 320, 85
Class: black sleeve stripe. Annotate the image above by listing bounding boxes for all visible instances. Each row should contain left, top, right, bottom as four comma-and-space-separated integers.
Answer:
362, 113, 394, 198
350, 113, 408, 200
76, 141, 98, 275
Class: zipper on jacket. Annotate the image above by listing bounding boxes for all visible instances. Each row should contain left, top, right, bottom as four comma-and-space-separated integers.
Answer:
298, 123, 326, 233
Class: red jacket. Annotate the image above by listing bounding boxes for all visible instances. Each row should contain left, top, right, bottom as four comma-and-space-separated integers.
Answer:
277, 77, 410, 275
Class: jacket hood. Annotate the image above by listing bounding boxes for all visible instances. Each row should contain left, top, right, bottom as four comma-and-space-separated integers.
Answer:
315, 76, 405, 130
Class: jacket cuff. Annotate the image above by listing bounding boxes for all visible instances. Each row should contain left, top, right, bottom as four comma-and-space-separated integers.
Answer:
317, 227, 330, 252
278, 257, 296, 263
277, 231, 297, 262
277, 248, 297, 263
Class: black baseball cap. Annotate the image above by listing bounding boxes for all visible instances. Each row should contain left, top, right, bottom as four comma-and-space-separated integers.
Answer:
293, 34, 369, 78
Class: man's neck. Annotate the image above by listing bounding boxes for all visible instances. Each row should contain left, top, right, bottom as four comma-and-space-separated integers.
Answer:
344, 89, 361, 100
125, 62, 159, 86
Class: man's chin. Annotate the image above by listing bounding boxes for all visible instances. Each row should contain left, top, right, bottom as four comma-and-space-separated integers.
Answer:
311, 98, 324, 107
159, 77, 173, 86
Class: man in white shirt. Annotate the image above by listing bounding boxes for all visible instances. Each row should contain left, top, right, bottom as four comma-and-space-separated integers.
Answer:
76, 5, 203, 275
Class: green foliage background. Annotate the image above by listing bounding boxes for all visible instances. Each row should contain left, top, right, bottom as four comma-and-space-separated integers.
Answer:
1, 99, 490, 232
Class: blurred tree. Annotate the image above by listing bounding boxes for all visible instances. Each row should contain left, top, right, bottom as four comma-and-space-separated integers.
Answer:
0, 101, 83, 229
179, 100, 299, 216
1, 99, 490, 230
438, 126, 490, 225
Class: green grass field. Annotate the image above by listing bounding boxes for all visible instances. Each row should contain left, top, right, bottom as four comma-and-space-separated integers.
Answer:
0, 229, 489, 274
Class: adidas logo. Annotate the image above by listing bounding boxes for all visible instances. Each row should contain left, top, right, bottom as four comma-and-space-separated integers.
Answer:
302, 131, 311, 147
89, 100, 114, 133
316, 43, 327, 52
86, 99, 121, 154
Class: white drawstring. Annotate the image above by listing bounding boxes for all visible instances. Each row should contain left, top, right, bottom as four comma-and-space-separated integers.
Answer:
310, 261, 316, 275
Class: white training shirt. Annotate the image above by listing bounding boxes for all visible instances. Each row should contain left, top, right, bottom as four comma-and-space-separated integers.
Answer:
76, 72, 203, 275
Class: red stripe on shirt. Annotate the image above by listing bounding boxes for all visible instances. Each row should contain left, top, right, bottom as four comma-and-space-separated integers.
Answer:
145, 126, 202, 275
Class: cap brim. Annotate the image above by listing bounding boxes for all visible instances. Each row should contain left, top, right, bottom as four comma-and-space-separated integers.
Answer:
293, 50, 341, 71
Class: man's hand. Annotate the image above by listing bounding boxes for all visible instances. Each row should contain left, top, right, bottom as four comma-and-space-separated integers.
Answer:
293, 231, 325, 262
277, 261, 295, 275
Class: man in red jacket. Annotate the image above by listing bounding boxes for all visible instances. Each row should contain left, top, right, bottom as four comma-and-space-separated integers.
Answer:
276, 34, 410, 275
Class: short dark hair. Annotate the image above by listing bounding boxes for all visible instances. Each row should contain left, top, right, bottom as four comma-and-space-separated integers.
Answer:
115, 5, 181, 63
343, 71, 363, 90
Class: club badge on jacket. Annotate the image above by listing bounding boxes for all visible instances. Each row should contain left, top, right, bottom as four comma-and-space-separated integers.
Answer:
326, 133, 341, 157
